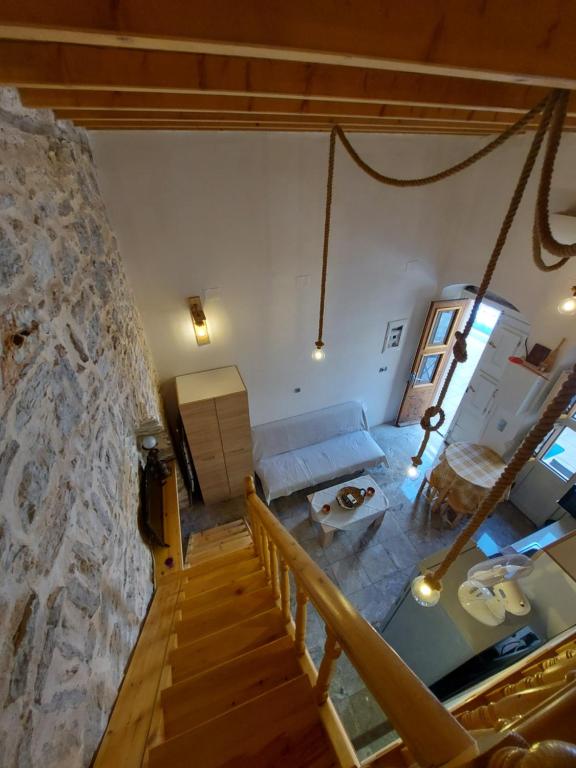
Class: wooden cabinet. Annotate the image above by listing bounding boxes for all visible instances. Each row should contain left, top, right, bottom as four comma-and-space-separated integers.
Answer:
176, 367, 253, 504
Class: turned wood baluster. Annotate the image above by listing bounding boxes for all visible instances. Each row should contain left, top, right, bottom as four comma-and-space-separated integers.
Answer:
488, 740, 576, 767
501, 655, 576, 698
255, 520, 265, 567
268, 539, 280, 599
261, 527, 271, 579
295, 587, 308, 656
315, 628, 342, 705
250, 514, 260, 557
279, 557, 291, 623
458, 679, 572, 731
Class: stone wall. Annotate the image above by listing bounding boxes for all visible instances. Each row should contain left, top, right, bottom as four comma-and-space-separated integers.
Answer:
0, 89, 161, 766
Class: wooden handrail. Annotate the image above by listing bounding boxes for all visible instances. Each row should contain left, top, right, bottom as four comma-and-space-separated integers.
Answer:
245, 476, 477, 768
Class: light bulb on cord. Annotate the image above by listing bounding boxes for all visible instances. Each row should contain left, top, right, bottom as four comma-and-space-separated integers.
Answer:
411, 574, 442, 607
312, 341, 326, 361
558, 287, 576, 316
406, 464, 420, 479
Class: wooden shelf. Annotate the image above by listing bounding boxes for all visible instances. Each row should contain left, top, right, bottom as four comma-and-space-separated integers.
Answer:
508, 356, 551, 381
152, 460, 184, 584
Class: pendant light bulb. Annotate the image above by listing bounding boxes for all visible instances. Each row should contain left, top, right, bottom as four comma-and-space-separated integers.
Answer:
558, 287, 576, 316
312, 342, 325, 361
406, 464, 420, 479
411, 574, 442, 607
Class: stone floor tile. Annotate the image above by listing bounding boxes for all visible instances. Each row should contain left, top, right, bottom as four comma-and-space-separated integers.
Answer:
327, 555, 372, 595
347, 581, 392, 625
355, 543, 398, 581
382, 531, 420, 570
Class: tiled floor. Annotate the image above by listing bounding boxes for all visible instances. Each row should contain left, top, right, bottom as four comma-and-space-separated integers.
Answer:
178, 422, 535, 759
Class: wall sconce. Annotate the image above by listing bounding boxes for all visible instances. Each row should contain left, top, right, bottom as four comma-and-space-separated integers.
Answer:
189, 296, 210, 345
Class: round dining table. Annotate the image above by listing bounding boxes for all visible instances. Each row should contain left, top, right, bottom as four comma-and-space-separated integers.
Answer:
429, 442, 507, 514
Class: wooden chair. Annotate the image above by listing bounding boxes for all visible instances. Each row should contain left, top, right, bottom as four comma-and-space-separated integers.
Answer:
441, 486, 479, 528
416, 469, 437, 502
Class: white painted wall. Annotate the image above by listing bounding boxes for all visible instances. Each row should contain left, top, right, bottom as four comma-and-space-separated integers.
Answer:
91, 130, 576, 427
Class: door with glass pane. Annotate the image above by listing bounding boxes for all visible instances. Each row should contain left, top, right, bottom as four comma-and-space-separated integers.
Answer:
396, 299, 470, 426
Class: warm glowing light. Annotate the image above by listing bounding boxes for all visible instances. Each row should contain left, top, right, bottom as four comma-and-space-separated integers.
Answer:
406, 465, 420, 479
195, 322, 208, 338
312, 347, 326, 361
411, 574, 442, 607
558, 296, 576, 316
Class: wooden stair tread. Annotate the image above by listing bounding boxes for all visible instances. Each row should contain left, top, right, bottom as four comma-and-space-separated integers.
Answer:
182, 555, 262, 597
169, 607, 287, 682
177, 586, 276, 643
177, 570, 268, 616
162, 635, 301, 737
149, 675, 339, 768
187, 528, 250, 553
185, 532, 253, 564
183, 544, 256, 579
187, 520, 247, 547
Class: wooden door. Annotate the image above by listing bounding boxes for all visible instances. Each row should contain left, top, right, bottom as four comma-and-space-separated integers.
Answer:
180, 398, 230, 504
216, 392, 253, 497
445, 313, 529, 445
396, 299, 470, 426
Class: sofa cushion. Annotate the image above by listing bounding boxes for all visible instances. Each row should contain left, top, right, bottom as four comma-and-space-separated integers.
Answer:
255, 430, 385, 502
252, 401, 368, 462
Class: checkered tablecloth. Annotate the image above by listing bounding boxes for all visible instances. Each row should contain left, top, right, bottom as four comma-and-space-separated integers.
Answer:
444, 442, 506, 488
429, 442, 506, 515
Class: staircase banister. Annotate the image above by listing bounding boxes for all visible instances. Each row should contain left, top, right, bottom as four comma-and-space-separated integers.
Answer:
245, 476, 478, 768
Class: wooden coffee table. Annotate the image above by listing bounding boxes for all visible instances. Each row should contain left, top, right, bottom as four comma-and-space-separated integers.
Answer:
307, 475, 389, 547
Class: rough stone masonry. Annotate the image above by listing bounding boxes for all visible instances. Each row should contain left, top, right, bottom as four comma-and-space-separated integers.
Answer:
0, 89, 161, 766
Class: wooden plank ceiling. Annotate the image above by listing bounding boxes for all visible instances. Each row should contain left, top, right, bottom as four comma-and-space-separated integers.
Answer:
1, 1, 575, 134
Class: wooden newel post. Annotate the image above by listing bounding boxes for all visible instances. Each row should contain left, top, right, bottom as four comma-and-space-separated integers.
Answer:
295, 587, 308, 656
315, 628, 342, 705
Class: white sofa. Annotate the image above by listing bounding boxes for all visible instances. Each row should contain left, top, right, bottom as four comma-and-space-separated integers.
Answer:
252, 401, 386, 502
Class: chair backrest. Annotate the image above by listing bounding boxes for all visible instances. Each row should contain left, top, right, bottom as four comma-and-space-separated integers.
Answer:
252, 401, 368, 462
446, 486, 479, 514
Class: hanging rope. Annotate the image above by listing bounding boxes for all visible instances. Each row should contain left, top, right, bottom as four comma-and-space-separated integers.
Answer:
411, 91, 557, 468
313, 87, 576, 591
316, 128, 336, 352
313, 92, 554, 351
333, 94, 551, 187
533, 90, 574, 272
424, 364, 576, 592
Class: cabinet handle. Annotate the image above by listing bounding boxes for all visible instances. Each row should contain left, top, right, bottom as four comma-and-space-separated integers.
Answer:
228, 448, 246, 454
199, 455, 216, 461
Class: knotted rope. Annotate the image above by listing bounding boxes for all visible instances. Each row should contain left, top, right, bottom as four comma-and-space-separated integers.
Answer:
424, 364, 576, 592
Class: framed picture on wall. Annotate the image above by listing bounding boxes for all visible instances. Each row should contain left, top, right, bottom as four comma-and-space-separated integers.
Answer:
383, 319, 407, 352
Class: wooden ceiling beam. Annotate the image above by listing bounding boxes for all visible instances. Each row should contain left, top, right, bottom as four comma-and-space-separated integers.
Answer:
76, 123, 510, 134
53, 109, 552, 130
0, 41, 564, 114
1, 1, 575, 88
72, 115, 508, 133
40, 95, 576, 125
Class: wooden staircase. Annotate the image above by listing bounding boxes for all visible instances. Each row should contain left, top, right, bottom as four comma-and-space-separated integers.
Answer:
147, 519, 340, 767
95, 474, 576, 768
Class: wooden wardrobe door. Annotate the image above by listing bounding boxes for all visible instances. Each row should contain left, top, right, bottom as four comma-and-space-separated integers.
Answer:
180, 398, 229, 503
216, 392, 253, 496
